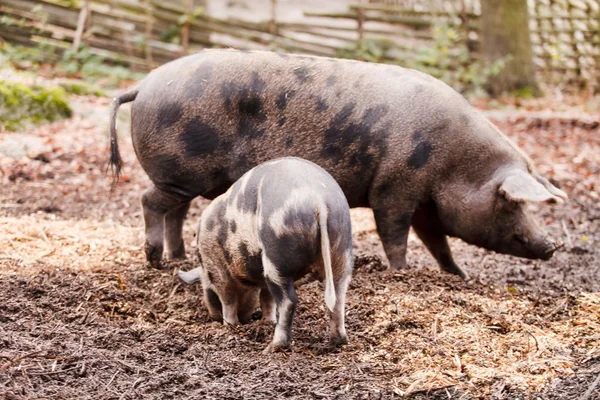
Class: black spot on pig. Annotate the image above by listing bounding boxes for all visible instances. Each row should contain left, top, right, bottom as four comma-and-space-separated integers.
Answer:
182, 119, 228, 158
249, 71, 266, 93
230, 220, 237, 233
221, 82, 238, 110
206, 288, 223, 314
227, 181, 243, 206
285, 136, 293, 148
146, 154, 201, 198
156, 102, 182, 130
408, 142, 433, 169
332, 103, 356, 125
238, 95, 263, 118
237, 169, 264, 214
276, 90, 295, 110
294, 66, 311, 83
278, 117, 286, 127
316, 98, 328, 112
265, 278, 284, 304
205, 214, 215, 232
326, 75, 337, 87
260, 210, 319, 279
206, 198, 226, 232
184, 62, 213, 99
234, 73, 267, 139
239, 242, 264, 282
363, 105, 390, 126
321, 103, 389, 170
412, 130, 423, 141
217, 221, 232, 264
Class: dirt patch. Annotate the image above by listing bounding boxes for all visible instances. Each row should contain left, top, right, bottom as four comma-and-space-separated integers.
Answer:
1, 96, 599, 399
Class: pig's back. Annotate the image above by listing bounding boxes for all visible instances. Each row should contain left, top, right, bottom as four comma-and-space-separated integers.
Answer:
130, 50, 470, 205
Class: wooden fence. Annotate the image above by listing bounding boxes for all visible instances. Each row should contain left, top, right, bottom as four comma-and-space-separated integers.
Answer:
0, 0, 598, 90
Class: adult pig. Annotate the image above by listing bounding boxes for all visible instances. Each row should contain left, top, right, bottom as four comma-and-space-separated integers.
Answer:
180, 157, 353, 352
108, 49, 567, 278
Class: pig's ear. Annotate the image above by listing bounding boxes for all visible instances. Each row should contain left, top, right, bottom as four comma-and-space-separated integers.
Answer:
534, 174, 568, 202
498, 171, 564, 204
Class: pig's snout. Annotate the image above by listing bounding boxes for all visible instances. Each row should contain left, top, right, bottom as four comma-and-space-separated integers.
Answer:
540, 237, 564, 260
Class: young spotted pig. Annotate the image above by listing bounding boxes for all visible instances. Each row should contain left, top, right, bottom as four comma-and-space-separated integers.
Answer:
179, 157, 353, 352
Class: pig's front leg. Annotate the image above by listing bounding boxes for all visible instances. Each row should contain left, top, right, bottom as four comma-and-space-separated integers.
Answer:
372, 205, 415, 271
264, 277, 297, 353
222, 300, 241, 326
164, 202, 191, 260
412, 205, 468, 279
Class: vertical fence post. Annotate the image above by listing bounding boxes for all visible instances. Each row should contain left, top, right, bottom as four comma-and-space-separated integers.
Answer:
181, 0, 191, 55
72, 0, 89, 52
144, 0, 154, 67
269, 0, 277, 41
357, 0, 364, 43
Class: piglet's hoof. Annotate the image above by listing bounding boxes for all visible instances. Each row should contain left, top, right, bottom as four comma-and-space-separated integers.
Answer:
329, 335, 348, 347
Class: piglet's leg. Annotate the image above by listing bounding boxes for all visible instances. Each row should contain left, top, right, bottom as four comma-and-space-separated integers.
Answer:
260, 288, 276, 323
329, 264, 351, 346
221, 294, 241, 326
264, 277, 297, 353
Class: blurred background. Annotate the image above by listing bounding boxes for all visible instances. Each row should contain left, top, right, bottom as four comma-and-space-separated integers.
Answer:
0, 0, 599, 103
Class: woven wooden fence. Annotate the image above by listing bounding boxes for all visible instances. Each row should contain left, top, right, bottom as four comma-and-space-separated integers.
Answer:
0, 0, 598, 89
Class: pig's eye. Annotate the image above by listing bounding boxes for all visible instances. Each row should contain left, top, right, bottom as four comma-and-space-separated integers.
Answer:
513, 234, 529, 245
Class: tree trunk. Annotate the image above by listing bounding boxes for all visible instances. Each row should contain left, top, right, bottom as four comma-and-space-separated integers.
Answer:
480, 0, 540, 96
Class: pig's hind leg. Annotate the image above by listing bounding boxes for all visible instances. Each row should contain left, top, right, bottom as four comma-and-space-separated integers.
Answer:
164, 202, 191, 260
141, 186, 191, 268
263, 273, 297, 353
328, 270, 351, 346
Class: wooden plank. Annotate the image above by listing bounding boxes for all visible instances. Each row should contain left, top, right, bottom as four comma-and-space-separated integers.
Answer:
349, 3, 479, 18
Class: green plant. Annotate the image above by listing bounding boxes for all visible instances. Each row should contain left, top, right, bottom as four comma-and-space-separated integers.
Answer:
0, 80, 72, 131
409, 23, 506, 95
58, 80, 106, 97
336, 38, 396, 63
336, 22, 506, 95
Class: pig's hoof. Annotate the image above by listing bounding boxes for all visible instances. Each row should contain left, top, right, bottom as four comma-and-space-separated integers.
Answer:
329, 335, 348, 347
389, 261, 408, 271
144, 242, 163, 269
263, 341, 291, 354
167, 244, 186, 260
441, 265, 470, 280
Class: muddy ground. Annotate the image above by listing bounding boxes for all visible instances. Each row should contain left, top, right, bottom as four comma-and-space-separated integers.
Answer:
0, 95, 599, 399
